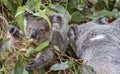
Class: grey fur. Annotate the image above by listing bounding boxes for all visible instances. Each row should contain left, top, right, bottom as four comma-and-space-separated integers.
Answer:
8, 13, 68, 70
68, 17, 120, 74
24, 13, 68, 70
9, 13, 120, 74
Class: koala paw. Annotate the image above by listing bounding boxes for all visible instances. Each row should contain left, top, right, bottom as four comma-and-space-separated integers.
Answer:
25, 60, 38, 71
8, 25, 20, 37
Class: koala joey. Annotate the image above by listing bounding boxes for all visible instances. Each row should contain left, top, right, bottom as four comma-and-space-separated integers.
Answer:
68, 17, 120, 74
9, 13, 68, 70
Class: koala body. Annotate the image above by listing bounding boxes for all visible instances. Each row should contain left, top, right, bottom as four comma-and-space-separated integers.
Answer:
9, 13, 68, 70
23, 13, 68, 70
69, 18, 120, 74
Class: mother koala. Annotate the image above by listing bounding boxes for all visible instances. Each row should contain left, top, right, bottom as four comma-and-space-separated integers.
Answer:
69, 18, 120, 74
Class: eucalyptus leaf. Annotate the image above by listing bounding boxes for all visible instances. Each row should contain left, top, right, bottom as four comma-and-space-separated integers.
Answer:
54, 45, 60, 51
25, 39, 34, 48
85, 66, 95, 74
43, 7, 56, 15
26, 0, 37, 10
103, 0, 109, 7
14, 60, 23, 74
50, 61, 69, 71
39, 10, 52, 29
71, 11, 83, 23
35, 41, 49, 52
25, 48, 34, 57
87, 10, 117, 19
16, 0, 23, 6
2, 0, 17, 15
16, 6, 26, 17
36, 67, 46, 74
16, 6, 26, 32
22, 69, 28, 74
15, 11, 25, 17
0, 66, 5, 72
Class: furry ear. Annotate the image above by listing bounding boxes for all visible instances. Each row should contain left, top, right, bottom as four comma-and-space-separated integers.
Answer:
67, 25, 78, 51
50, 14, 64, 30
92, 17, 108, 24
24, 13, 34, 21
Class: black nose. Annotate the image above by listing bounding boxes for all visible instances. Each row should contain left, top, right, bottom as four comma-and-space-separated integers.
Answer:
30, 29, 37, 39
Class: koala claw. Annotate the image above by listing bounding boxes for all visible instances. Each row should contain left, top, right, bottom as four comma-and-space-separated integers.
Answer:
9, 25, 19, 37
25, 60, 38, 71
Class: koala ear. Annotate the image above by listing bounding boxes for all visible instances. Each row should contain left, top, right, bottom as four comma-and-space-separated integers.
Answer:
67, 25, 78, 52
50, 14, 64, 29
92, 17, 108, 25
24, 13, 34, 21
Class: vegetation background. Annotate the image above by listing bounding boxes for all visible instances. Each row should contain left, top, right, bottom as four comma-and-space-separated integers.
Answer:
0, 0, 120, 74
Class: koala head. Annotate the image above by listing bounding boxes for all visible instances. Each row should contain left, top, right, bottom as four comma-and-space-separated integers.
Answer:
24, 13, 64, 45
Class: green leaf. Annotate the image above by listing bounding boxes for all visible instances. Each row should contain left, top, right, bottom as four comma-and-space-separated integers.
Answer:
103, 0, 108, 7
16, 0, 23, 6
25, 39, 34, 48
89, 0, 98, 4
14, 60, 23, 74
22, 69, 28, 74
85, 66, 95, 74
78, 0, 85, 4
43, 7, 56, 15
50, 61, 69, 71
0, 38, 3, 45
15, 11, 25, 17
25, 41, 49, 57
71, 11, 83, 23
26, 0, 37, 10
36, 68, 45, 74
16, 6, 26, 17
39, 10, 52, 29
116, 0, 120, 3
54, 45, 60, 51
87, 10, 116, 19
35, 41, 49, 52
2, 0, 17, 15
96, 10, 116, 17
0, 65, 5, 72
16, 6, 26, 32
25, 48, 34, 57
0, 13, 2, 16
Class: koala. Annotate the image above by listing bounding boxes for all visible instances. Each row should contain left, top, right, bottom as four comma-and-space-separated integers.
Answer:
68, 17, 108, 51
68, 17, 120, 74
9, 13, 68, 70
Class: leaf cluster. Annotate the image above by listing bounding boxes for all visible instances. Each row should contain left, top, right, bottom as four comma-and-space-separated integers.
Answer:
0, 0, 120, 74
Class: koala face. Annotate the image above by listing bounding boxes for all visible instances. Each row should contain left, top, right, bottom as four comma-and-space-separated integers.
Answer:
24, 14, 64, 45
24, 14, 51, 45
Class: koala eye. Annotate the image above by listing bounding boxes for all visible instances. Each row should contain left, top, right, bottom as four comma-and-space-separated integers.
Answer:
39, 28, 45, 33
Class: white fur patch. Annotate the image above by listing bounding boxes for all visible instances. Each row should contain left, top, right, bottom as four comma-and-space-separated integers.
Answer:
24, 17, 27, 34
90, 35, 105, 41
24, 17, 27, 28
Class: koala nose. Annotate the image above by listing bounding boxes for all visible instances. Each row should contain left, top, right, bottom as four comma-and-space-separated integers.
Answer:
30, 29, 37, 39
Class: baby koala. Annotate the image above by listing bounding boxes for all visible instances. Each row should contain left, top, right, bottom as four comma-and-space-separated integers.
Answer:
9, 13, 68, 70
68, 18, 120, 74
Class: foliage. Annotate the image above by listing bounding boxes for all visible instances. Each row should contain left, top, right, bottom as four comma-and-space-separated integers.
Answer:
0, 0, 120, 74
